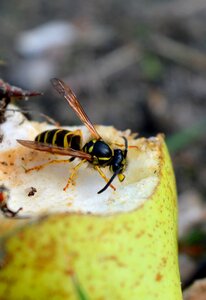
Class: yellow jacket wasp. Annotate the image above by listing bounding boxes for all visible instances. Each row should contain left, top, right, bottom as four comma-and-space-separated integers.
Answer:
17, 78, 128, 194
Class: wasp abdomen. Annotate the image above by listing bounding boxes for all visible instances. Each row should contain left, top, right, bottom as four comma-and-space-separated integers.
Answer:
35, 129, 82, 150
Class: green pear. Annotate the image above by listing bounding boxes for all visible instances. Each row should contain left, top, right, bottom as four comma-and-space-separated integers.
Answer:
0, 108, 182, 299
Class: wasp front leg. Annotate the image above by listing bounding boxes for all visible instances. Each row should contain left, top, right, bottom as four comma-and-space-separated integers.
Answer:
94, 166, 116, 191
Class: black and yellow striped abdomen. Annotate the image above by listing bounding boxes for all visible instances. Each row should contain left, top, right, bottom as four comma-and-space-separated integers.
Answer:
35, 129, 82, 150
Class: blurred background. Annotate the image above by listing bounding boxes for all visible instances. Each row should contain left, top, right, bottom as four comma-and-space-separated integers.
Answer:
0, 0, 206, 295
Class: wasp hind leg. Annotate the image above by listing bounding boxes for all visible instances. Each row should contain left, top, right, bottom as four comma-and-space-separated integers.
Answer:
24, 157, 75, 173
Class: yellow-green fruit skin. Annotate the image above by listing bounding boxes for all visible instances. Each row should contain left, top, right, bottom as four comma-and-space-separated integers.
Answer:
0, 140, 182, 300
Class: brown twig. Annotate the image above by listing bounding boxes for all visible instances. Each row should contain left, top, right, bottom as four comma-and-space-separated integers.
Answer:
144, 33, 206, 72
140, 0, 206, 21
65, 45, 142, 89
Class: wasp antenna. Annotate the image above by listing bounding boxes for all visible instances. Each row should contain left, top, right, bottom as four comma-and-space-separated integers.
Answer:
97, 169, 121, 194
122, 136, 128, 151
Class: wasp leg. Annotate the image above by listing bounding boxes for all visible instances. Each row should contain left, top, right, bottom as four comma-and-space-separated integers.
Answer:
63, 159, 87, 191
94, 166, 116, 191
112, 142, 138, 150
25, 158, 74, 173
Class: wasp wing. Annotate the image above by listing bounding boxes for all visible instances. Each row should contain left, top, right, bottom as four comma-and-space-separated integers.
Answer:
17, 140, 92, 161
51, 78, 101, 140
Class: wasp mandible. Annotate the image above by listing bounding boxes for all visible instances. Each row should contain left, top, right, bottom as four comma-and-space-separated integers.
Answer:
17, 78, 128, 194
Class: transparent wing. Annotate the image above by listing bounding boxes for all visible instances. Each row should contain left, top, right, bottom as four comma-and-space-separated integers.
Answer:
17, 140, 92, 161
51, 78, 101, 140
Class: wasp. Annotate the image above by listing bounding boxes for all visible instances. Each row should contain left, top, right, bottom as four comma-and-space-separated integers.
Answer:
17, 78, 128, 194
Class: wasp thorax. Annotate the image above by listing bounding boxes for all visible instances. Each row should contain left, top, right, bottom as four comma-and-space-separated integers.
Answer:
83, 140, 113, 166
